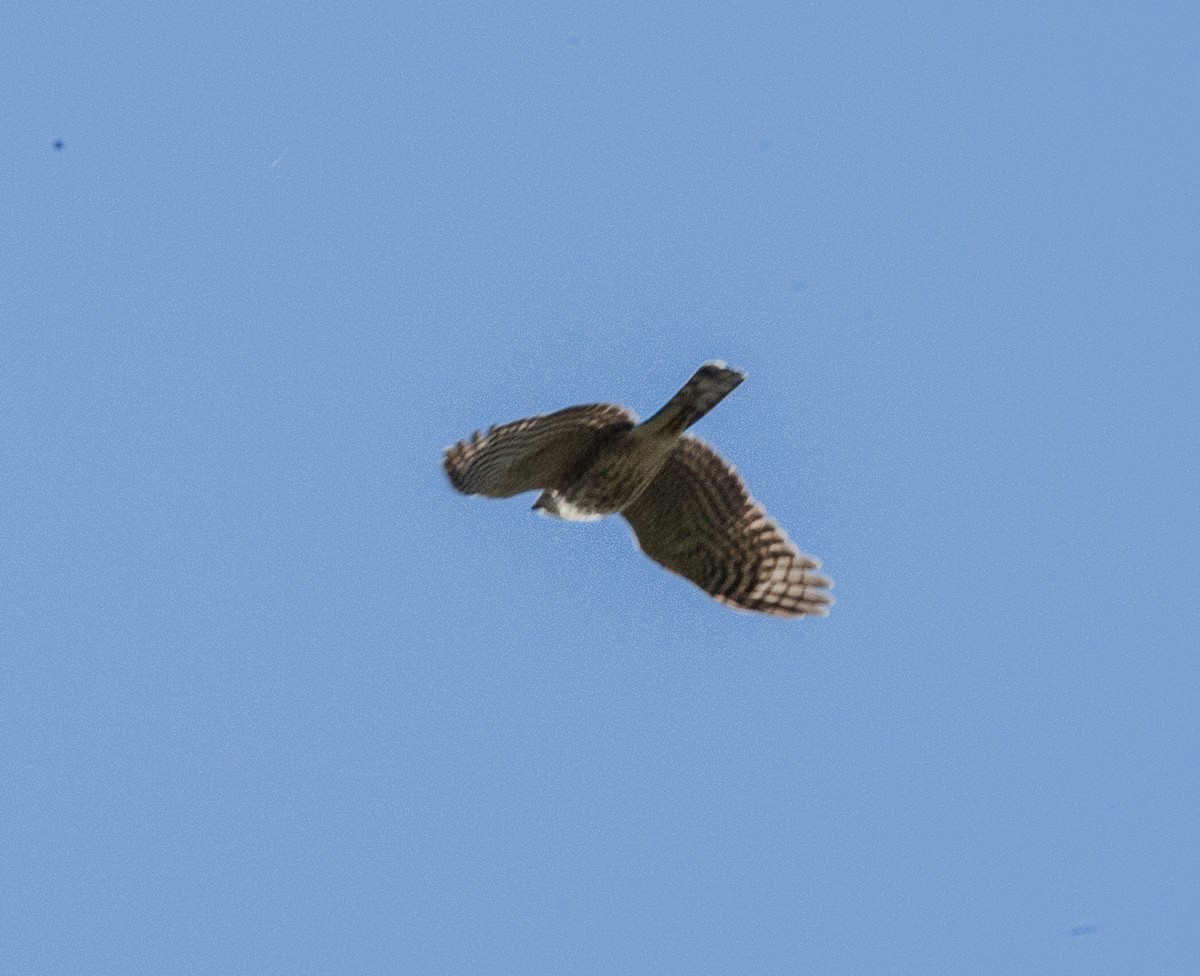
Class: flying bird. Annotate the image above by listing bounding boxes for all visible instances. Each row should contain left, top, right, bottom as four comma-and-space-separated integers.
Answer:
443, 362, 833, 617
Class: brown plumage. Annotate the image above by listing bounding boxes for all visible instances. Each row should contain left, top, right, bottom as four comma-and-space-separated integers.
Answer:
443, 362, 832, 618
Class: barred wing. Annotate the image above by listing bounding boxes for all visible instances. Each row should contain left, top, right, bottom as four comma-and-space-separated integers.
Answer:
443, 404, 636, 498
622, 435, 833, 617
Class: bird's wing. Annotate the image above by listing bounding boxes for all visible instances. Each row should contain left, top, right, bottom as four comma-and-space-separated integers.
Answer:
621, 435, 833, 617
443, 404, 636, 499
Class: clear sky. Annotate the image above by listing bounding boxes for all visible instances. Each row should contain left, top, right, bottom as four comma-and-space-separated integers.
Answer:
4, 3, 1198, 974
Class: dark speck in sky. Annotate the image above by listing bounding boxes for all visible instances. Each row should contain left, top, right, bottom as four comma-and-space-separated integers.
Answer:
53, 140, 64, 150
1070, 925, 1099, 937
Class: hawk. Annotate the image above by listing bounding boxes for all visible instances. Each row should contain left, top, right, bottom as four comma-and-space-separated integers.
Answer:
443, 362, 833, 618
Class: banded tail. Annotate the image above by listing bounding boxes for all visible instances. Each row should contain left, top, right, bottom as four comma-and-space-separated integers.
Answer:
641, 361, 746, 436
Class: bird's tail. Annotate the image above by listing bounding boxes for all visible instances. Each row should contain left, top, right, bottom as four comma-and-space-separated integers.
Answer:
641, 361, 746, 436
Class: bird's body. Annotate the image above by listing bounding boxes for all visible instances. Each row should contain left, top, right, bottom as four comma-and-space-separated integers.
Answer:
529, 426, 658, 521
529, 362, 745, 521
443, 362, 833, 618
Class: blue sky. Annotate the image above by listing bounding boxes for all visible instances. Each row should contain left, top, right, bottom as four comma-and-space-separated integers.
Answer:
3, 2, 1198, 973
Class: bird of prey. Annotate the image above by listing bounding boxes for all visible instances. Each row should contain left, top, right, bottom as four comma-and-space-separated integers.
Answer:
443, 362, 832, 617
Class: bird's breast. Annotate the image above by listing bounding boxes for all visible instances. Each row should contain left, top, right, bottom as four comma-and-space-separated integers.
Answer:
554, 431, 678, 517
